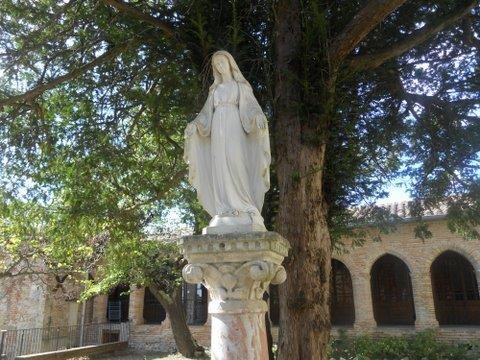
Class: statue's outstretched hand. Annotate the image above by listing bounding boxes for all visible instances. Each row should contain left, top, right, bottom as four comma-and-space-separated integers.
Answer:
185, 122, 197, 136
255, 115, 268, 130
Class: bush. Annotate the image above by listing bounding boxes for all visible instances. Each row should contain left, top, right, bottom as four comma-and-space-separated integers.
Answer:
329, 330, 480, 360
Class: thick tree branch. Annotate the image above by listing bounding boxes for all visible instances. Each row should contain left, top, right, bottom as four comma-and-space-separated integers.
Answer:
0, 40, 136, 109
401, 89, 479, 107
329, 0, 407, 65
100, 0, 175, 38
348, 1, 478, 72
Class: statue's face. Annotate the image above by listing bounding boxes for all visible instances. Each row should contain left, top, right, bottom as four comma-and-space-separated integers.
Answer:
213, 55, 231, 78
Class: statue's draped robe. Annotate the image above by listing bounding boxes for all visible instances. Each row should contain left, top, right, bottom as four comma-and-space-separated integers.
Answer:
184, 81, 270, 220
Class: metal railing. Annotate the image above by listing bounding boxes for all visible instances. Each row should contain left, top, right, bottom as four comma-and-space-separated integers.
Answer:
0, 322, 129, 360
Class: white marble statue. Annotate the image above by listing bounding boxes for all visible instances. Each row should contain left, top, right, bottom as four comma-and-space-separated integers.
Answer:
184, 50, 271, 234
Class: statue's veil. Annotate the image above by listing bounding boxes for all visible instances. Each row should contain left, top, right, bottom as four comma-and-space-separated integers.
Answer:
210, 50, 251, 91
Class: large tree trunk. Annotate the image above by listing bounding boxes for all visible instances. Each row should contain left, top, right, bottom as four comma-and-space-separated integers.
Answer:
274, 1, 332, 359
150, 284, 204, 358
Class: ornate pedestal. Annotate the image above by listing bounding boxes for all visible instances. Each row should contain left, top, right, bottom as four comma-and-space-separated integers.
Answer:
180, 232, 289, 360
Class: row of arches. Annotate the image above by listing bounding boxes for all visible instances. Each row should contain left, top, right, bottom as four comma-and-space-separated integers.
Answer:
105, 250, 479, 327
326, 250, 480, 326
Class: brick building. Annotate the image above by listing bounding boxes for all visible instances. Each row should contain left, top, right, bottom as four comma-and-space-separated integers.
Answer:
1, 203, 479, 352
329, 207, 480, 342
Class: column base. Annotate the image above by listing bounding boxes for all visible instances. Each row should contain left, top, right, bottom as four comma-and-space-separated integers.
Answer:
353, 321, 377, 332
415, 321, 439, 330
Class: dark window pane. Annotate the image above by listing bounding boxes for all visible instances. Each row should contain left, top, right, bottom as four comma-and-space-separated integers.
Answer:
371, 254, 415, 325
330, 260, 355, 326
143, 288, 166, 324
107, 285, 130, 322
431, 251, 480, 325
269, 285, 279, 326
182, 283, 208, 325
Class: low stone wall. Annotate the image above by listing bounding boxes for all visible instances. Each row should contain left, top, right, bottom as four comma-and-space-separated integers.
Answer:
331, 325, 480, 342
129, 322, 480, 353
434, 327, 480, 342
129, 322, 175, 353
128, 319, 211, 353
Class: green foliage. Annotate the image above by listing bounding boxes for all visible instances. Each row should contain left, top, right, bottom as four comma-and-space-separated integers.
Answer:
0, 0, 198, 286
0, 0, 275, 285
83, 238, 184, 299
329, 330, 480, 360
1, 0, 479, 284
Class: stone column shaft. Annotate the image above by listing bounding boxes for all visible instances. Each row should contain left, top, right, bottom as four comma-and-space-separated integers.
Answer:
92, 294, 108, 323
128, 286, 145, 325
352, 272, 376, 330
210, 300, 268, 360
411, 272, 439, 329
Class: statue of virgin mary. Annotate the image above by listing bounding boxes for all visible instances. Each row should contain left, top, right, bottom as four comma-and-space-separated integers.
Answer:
184, 50, 271, 234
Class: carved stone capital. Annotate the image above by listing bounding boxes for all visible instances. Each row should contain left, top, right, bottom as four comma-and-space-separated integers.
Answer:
180, 232, 289, 314
183, 260, 286, 301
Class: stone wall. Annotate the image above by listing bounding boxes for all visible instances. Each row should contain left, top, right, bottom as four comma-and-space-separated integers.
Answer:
126, 286, 211, 352
128, 321, 480, 354
0, 274, 89, 331
0, 275, 46, 329
42, 290, 78, 328
129, 320, 211, 353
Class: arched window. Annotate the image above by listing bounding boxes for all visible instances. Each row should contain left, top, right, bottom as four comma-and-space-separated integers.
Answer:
330, 259, 355, 326
143, 287, 166, 324
269, 285, 279, 326
182, 283, 208, 325
370, 254, 415, 325
431, 251, 480, 325
107, 285, 130, 322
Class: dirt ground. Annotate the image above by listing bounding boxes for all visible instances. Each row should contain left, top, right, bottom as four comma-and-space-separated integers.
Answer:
73, 349, 210, 360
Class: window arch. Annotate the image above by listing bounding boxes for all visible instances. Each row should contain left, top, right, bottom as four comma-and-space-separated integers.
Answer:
143, 287, 166, 324
330, 259, 355, 326
370, 254, 415, 325
269, 285, 279, 326
431, 250, 480, 325
182, 283, 208, 325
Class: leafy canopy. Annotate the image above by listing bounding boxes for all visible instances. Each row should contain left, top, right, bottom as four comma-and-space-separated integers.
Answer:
1, 0, 479, 283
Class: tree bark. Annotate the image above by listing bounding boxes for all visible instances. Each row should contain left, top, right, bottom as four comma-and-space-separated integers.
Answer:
149, 284, 204, 358
100, 0, 175, 38
274, 1, 332, 359
328, 0, 407, 65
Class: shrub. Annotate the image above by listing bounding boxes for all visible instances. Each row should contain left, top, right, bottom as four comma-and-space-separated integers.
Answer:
328, 330, 480, 360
